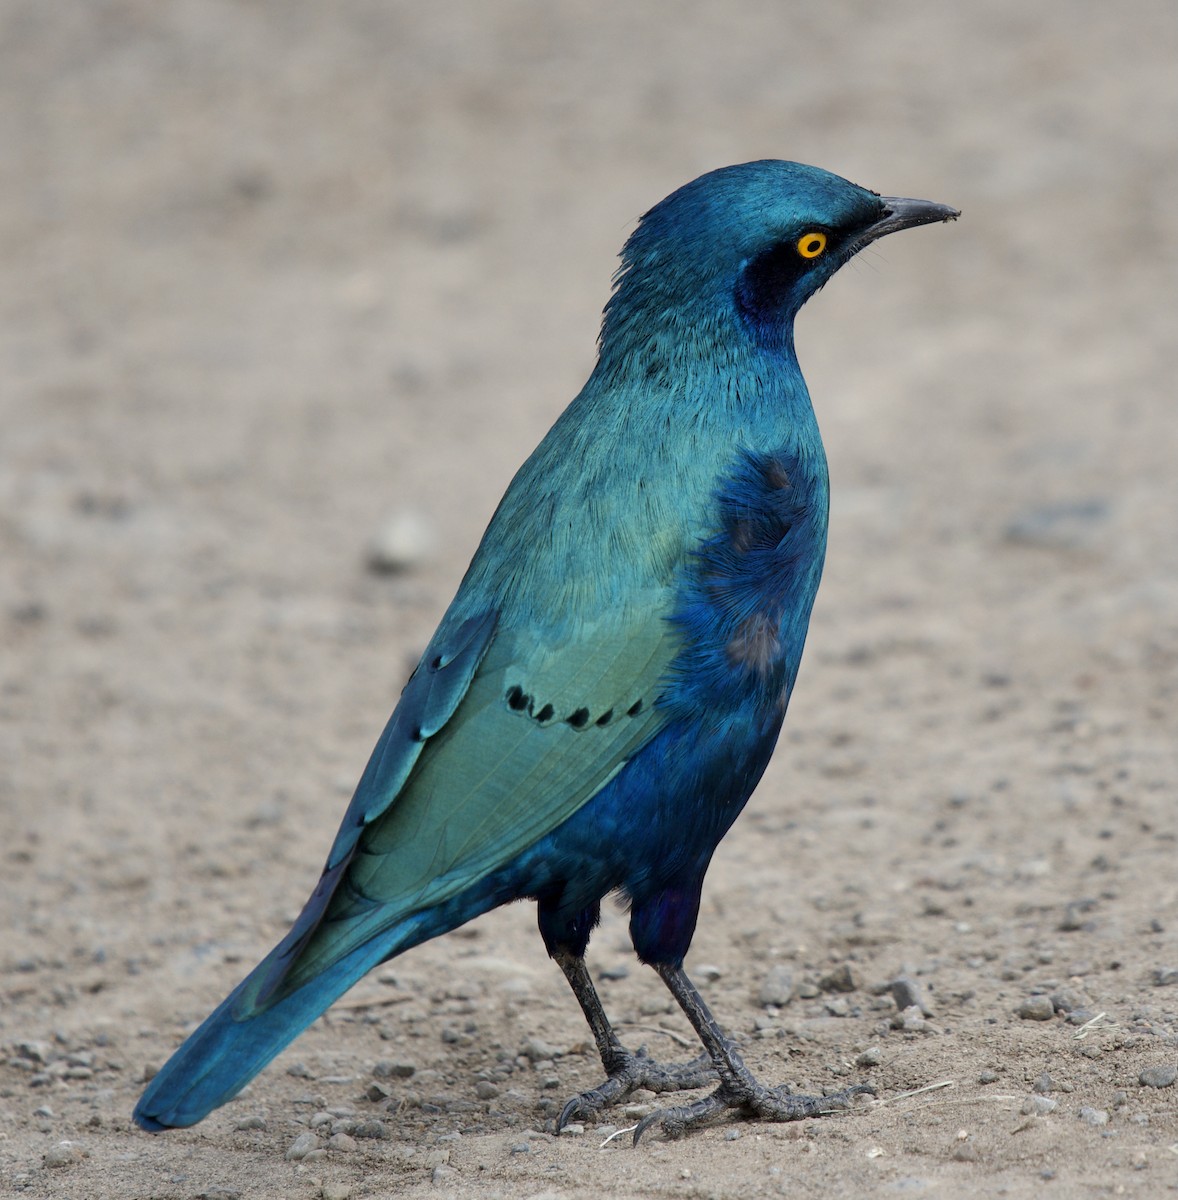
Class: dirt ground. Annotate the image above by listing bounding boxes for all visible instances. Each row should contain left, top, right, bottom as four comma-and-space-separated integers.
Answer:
3, 3, 1178, 1197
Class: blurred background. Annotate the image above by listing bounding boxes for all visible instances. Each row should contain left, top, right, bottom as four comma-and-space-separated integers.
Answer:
1, 2, 1177, 1192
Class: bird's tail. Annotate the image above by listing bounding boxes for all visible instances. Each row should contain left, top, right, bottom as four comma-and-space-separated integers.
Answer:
133, 919, 422, 1131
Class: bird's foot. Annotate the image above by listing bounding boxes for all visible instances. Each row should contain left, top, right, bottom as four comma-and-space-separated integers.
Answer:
633, 1078, 875, 1144
557, 1047, 715, 1130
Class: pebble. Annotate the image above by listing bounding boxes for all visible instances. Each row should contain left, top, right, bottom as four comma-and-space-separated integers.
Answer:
560, 1123, 584, 1136
44, 1141, 84, 1168
1016, 995, 1055, 1021
475, 1080, 499, 1100
855, 1047, 883, 1067
1032, 1072, 1054, 1094
522, 1037, 562, 1061
1153, 967, 1178, 987
234, 1115, 267, 1131
1002, 499, 1108, 550
820, 963, 858, 994
327, 1132, 357, 1152
321, 1184, 353, 1200
724, 1127, 742, 1140
890, 976, 933, 1016
286, 1132, 320, 1161
758, 965, 794, 1007
365, 509, 433, 574
510, 1141, 532, 1154
1139, 1064, 1178, 1088
1077, 1106, 1109, 1127
1059, 899, 1097, 932
351, 1119, 389, 1139
978, 1070, 999, 1084
1021, 1095, 1057, 1115
1050, 987, 1086, 1014
891, 1005, 931, 1033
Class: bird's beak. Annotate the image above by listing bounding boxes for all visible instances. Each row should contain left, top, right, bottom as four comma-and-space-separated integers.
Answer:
860, 196, 960, 247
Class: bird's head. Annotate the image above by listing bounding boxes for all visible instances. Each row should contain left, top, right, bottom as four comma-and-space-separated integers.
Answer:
599, 160, 958, 369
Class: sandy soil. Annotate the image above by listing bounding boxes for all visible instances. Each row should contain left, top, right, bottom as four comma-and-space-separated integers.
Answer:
3, 3, 1178, 1197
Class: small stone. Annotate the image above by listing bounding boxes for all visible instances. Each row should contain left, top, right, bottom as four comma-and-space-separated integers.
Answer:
351, 1119, 390, 1139
234, 1114, 267, 1131
856, 1047, 883, 1067
1059, 899, 1097, 932
1032, 1072, 1054, 1094
978, 1070, 999, 1084
321, 1184, 353, 1200
423, 1149, 451, 1169
952, 1141, 980, 1162
1021, 1095, 1057, 1115
327, 1132, 357, 1152
820, 963, 858, 994
1077, 1106, 1108, 1126
432, 1165, 458, 1184
366, 509, 434, 574
17, 1040, 52, 1064
891, 1005, 930, 1033
724, 1127, 742, 1140
1153, 967, 1178, 987
1050, 988, 1086, 1014
560, 1122, 584, 1136
522, 1037, 561, 1061
1139, 1064, 1178, 1089
475, 1080, 499, 1100
695, 964, 723, 983
44, 1142, 83, 1168
758, 965, 794, 1007
890, 976, 933, 1016
1016, 995, 1055, 1021
510, 1141, 532, 1154
286, 1132, 320, 1161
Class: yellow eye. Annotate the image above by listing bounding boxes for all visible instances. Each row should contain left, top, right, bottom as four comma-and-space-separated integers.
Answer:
796, 231, 827, 259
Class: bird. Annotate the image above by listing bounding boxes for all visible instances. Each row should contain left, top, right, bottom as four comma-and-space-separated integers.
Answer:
134, 160, 957, 1141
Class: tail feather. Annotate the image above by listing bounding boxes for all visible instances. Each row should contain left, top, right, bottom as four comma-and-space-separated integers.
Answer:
134, 926, 409, 1131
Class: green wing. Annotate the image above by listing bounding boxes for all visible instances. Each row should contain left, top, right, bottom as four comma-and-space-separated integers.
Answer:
264, 601, 679, 1000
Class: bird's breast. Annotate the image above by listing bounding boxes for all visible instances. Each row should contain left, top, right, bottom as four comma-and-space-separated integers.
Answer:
664, 440, 829, 714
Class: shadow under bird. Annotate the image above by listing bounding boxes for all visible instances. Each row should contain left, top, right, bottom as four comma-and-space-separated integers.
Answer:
135, 160, 957, 1141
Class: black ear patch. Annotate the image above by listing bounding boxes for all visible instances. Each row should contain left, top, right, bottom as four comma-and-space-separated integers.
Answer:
735, 242, 802, 324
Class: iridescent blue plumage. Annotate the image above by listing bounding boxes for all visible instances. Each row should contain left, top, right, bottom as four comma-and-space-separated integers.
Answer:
135, 161, 957, 1137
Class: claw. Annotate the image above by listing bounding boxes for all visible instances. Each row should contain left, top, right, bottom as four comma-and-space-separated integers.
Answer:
634, 1080, 876, 1144
556, 1049, 716, 1131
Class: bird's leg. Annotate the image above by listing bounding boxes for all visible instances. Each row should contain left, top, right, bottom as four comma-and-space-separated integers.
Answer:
633, 963, 874, 1144
553, 951, 714, 1130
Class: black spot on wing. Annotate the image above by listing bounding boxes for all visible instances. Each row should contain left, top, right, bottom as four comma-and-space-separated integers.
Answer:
502, 685, 648, 729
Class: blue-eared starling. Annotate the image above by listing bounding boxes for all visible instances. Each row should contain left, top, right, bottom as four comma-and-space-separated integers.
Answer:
135, 160, 957, 1140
